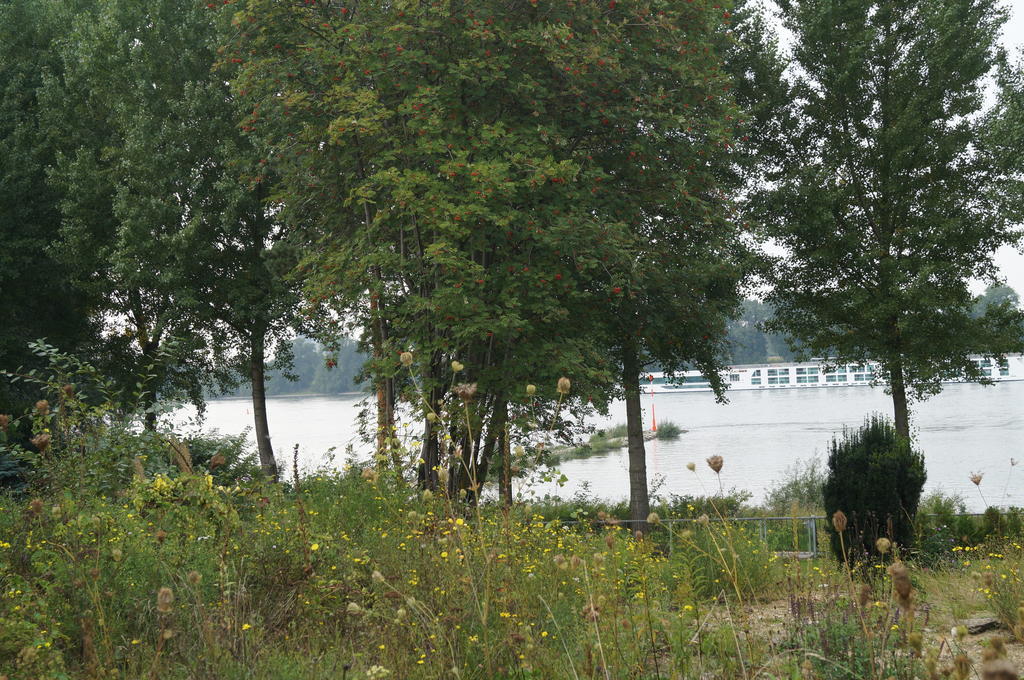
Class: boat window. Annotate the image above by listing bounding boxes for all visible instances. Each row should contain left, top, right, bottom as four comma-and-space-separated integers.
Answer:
730, 373, 740, 382
751, 377, 761, 385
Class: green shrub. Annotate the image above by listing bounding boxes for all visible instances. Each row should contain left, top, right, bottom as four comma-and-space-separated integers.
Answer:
823, 414, 926, 563
654, 420, 683, 440
761, 457, 825, 515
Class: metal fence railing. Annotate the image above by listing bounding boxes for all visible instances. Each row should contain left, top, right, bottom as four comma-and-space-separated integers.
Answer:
561, 516, 827, 558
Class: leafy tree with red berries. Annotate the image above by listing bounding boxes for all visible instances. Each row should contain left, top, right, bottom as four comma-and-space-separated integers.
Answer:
231, 0, 752, 501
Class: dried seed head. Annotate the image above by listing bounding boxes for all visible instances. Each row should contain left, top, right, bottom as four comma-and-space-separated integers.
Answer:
553, 554, 567, 569
971, 472, 984, 486
30, 433, 51, 452
859, 583, 872, 609
888, 561, 913, 610
582, 602, 600, 621
111, 548, 123, 562
372, 570, 385, 583
985, 637, 1007, 661
437, 468, 449, 487
209, 452, 226, 469
346, 602, 362, 615
28, 498, 44, 516
453, 382, 478, 402
706, 455, 723, 474
0, 414, 9, 432
187, 570, 202, 585
526, 384, 536, 396
62, 384, 75, 398
156, 586, 174, 613
686, 462, 696, 472
155, 529, 167, 543
361, 467, 379, 483
876, 537, 892, 555
569, 555, 582, 569
35, 400, 50, 416
451, 360, 464, 373
426, 411, 438, 422
832, 510, 848, 533
593, 552, 606, 567
981, 659, 1019, 680
697, 514, 710, 526
400, 351, 414, 367
421, 489, 433, 501
908, 631, 923, 654
646, 512, 661, 525
954, 654, 971, 680
556, 377, 571, 395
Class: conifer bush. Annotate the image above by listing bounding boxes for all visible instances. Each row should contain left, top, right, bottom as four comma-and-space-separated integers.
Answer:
823, 415, 926, 563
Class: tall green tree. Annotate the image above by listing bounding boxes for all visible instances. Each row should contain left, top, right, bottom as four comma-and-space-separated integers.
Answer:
46, 0, 298, 475
762, 0, 1024, 438
233, 0, 753, 501
0, 0, 97, 417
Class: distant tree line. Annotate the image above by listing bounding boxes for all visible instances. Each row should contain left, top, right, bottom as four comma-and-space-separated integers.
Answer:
223, 337, 366, 398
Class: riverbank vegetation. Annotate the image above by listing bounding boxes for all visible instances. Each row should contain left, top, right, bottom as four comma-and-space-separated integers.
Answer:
3, 358, 1024, 678
3, 424, 1024, 679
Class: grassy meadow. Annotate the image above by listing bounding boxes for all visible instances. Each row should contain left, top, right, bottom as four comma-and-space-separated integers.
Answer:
2, 453, 1024, 679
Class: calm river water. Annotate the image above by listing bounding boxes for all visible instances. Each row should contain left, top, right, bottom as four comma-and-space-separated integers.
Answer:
188, 381, 1024, 511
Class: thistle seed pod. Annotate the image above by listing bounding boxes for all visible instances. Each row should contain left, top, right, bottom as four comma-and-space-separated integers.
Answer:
30, 433, 51, 452
981, 659, 1019, 680
876, 537, 892, 555
888, 561, 913, 610
400, 351, 414, 367
156, 586, 174, 613
35, 400, 50, 416
706, 455, 723, 474
453, 382, 478, 402
556, 377, 571, 395
526, 384, 536, 396
832, 510, 848, 533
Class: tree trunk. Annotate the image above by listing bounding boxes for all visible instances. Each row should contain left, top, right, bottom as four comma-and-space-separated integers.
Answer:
250, 334, 278, 480
889, 360, 910, 440
140, 340, 159, 431
368, 290, 395, 465
499, 424, 512, 508
623, 346, 650, 534
475, 399, 507, 504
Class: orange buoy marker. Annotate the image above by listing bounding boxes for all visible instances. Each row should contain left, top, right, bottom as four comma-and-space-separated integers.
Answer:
648, 374, 657, 432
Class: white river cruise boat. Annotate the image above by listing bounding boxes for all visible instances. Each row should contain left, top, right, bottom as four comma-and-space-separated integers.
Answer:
643, 354, 1024, 394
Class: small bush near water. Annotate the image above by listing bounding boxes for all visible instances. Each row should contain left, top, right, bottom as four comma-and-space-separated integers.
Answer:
824, 414, 926, 563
